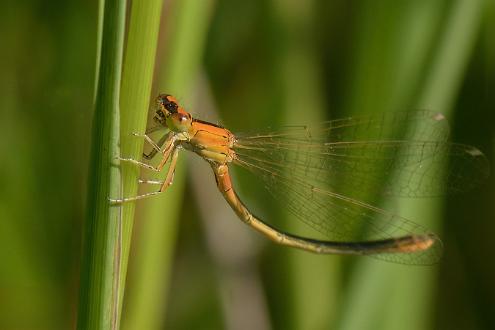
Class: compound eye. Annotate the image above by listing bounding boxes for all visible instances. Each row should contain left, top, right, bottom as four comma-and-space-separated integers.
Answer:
164, 100, 178, 113
157, 94, 168, 105
157, 94, 179, 114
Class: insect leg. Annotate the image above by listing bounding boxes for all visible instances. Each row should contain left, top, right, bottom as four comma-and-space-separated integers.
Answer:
118, 133, 176, 172
110, 147, 180, 203
142, 132, 171, 160
138, 179, 164, 185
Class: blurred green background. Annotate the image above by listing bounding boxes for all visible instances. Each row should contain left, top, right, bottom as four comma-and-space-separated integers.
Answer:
1, 0, 494, 329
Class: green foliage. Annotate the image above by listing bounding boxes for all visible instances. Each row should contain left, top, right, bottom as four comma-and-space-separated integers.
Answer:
77, 0, 126, 328
1, 0, 493, 329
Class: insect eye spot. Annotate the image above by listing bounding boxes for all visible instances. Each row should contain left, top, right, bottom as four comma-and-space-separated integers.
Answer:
165, 101, 178, 113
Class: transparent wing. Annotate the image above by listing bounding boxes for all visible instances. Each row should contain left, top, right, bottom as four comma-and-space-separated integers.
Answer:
235, 111, 488, 199
239, 110, 451, 142
232, 111, 488, 264
234, 157, 442, 264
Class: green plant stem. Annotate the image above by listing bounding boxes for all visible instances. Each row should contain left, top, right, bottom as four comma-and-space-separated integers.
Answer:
77, 0, 126, 329
117, 0, 165, 325
122, 1, 216, 329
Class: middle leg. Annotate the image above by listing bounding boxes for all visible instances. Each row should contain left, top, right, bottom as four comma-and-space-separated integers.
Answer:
110, 147, 180, 203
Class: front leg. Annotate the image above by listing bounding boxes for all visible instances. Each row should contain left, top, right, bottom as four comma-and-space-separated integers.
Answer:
143, 131, 171, 160
118, 133, 177, 172
117, 157, 163, 172
131, 128, 172, 160
132, 132, 164, 156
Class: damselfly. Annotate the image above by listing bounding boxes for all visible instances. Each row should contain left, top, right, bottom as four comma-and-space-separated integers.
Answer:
111, 94, 489, 265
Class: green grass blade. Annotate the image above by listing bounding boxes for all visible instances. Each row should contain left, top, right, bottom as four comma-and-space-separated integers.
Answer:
116, 0, 164, 325
122, 1, 216, 329
381, 1, 483, 329
77, 0, 126, 328
272, 2, 341, 329
337, 1, 483, 330
335, 2, 442, 328
418, 0, 483, 110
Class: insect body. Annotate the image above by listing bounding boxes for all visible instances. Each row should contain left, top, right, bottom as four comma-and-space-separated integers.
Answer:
112, 94, 489, 265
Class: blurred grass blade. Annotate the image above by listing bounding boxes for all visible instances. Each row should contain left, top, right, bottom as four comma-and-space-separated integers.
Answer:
77, 0, 126, 329
418, 0, 483, 110
382, 1, 483, 329
335, 2, 444, 330
270, 1, 341, 329
337, 1, 483, 330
